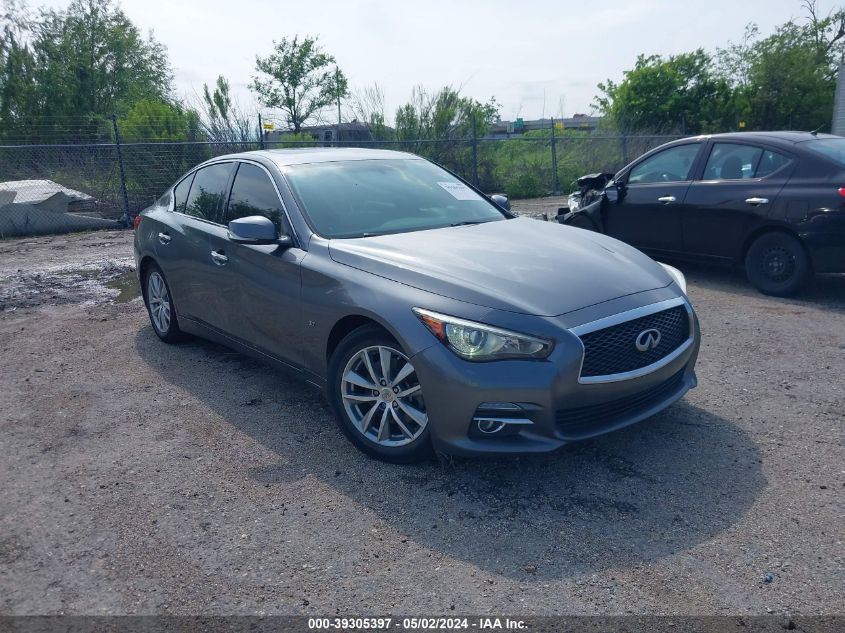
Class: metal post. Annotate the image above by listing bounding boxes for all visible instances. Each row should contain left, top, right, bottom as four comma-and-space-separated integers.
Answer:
550, 117, 560, 195
258, 113, 266, 149
621, 132, 629, 165
110, 114, 131, 227
471, 115, 479, 187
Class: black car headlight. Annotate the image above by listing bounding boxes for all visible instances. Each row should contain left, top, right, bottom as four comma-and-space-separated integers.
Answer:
413, 308, 553, 361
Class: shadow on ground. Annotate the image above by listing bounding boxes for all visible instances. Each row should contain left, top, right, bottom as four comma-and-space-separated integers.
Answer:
664, 260, 845, 310
135, 327, 765, 580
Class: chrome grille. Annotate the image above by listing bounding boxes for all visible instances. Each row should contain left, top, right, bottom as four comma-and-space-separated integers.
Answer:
578, 305, 690, 378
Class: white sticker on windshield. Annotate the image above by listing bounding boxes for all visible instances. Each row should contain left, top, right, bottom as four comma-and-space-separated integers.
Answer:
438, 181, 480, 201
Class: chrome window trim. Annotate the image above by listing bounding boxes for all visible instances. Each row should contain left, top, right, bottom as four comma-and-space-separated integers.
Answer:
569, 296, 695, 384
169, 158, 300, 246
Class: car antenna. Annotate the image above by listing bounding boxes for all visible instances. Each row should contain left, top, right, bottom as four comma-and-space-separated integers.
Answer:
810, 125, 823, 136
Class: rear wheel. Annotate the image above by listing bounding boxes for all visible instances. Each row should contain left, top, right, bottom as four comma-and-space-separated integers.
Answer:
745, 232, 812, 296
328, 326, 433, 463
143, 264, 183, 343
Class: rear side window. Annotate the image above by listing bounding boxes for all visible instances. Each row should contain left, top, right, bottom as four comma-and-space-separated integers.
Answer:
172, 173, 194, 213
224, 163, 284, 227
755, 150, 791, 178
703, 143, 762, 180
803, 138, 845, 167
628, 143, 701, 184
184, 163, 232, 222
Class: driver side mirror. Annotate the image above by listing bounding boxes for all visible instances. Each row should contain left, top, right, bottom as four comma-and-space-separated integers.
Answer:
228, 215, 290, 247
491, 194, 511, 211
606, 180, 625, 203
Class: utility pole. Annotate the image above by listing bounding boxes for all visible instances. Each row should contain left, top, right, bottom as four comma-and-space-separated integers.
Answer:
336, 66, 341, 126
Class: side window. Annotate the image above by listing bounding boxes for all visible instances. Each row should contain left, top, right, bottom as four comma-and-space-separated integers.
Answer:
224, 163, 285, 227
703, 143, 763, 180
754, 150, 792, 178
628, 143, 701, 184
172, 173, 194, 213
184, 163, 232, 222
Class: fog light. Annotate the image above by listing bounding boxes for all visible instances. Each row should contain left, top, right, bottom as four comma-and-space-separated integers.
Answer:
476, 418, 507, 434
470, 402, 534, 438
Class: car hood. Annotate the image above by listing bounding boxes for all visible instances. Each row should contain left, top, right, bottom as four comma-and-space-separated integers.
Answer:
327, 217, 672, 316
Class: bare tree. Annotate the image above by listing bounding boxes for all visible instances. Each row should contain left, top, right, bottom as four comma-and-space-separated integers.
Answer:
190, 75, 256, 144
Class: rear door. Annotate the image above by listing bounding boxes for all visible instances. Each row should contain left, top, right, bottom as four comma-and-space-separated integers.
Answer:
219, 161, 305, 366
683, 142, 795, 260
164, 161, 234, 329
605, 142, 703, 254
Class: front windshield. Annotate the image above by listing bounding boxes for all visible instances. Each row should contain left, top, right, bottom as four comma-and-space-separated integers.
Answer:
802, 138, 845, 167
284, 158, 506, 238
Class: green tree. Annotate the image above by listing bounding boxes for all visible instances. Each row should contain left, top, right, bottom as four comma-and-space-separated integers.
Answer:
33, 0, 171, 116
595, 49, 733, 134
250, 35, 348, 133
0, 0, 173, 141
719, 2, 845, 130
120, 98, 202, 142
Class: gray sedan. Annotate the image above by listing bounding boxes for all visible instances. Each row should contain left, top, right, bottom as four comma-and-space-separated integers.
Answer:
133, 148, 700, 462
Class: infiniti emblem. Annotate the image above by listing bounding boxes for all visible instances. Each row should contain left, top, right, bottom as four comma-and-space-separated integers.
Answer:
635, 328, 662, 352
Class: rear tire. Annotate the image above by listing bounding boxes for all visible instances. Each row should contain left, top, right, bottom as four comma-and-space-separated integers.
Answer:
143, 264, 183, 343
744, 232, 812, 296
328, 325, 433, 463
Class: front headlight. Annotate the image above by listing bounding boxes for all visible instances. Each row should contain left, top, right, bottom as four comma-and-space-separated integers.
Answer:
412, 308, 553, 361
659, 262, 687, 294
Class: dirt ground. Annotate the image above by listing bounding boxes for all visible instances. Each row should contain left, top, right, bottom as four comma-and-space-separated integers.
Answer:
0, 224, 843, 616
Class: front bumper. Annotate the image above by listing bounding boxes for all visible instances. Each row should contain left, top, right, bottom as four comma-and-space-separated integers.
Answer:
411, 308, 700, 457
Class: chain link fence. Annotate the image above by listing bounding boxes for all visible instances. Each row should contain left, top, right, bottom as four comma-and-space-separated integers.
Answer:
0, 116, 683, 238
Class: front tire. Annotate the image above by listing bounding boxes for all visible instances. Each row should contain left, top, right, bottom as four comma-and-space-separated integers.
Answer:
328, 326, 433, 463
745, 232, 812, 296
143, 264, 183, 343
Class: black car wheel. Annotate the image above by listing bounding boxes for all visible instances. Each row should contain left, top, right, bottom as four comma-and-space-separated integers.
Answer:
328, 325, 433, 463
143, 264, 183, 343
745, 232, 812, 296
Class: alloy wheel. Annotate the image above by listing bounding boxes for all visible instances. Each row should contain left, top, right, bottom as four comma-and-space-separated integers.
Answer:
340, 345, 428, 447
147, 271, 171, 334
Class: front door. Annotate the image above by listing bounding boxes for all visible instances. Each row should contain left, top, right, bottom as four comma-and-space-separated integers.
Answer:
219, 161, 304, 367
605, 142, 703, 255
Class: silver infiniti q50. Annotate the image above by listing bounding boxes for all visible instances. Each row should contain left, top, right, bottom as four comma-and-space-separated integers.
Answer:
133, 148, 700, 462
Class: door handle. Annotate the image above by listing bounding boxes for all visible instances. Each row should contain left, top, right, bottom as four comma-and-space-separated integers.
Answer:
158, 232, 171, 245
210, 250, 229, 266
657, 196, 676, 204
745, 197, 769, 206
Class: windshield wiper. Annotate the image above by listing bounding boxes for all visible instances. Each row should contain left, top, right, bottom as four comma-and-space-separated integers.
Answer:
450, 220, 490, 227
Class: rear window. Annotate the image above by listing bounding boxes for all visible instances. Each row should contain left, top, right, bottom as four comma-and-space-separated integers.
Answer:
802, 138, 845, 167
184, 163, 232, 222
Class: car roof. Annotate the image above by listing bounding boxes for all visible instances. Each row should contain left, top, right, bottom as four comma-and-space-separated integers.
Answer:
681, 131, 842, 147
209, 147, 418, 167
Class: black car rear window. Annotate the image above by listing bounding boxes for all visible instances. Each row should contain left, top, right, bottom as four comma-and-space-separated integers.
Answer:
802, 138, 845, 167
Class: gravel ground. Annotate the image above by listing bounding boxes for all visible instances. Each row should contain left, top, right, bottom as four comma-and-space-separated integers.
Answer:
0, 228, 843, 616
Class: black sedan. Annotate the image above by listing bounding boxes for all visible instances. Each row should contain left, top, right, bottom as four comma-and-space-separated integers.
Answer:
559, 131, 845, 295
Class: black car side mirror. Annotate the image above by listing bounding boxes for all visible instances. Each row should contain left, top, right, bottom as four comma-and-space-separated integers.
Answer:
491, 194, 511, 211
228, 215, 287, 246
606, 180, 625, 203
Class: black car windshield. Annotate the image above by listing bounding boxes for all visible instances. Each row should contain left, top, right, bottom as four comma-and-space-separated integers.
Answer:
284, 158, 506, 238
802, 138, 845, 167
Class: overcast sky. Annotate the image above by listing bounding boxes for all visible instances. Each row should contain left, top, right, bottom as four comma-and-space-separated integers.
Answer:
40, 0, 843, 123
